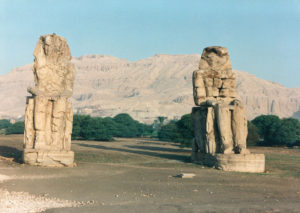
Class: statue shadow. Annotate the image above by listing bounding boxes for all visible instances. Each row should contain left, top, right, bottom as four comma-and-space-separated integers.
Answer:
0, 146, 23, 163
124, 145, 190, 153
77, 143, 191, 163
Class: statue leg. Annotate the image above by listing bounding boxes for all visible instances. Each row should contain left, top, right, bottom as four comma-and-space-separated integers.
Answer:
24, 97, 35, 149
52, 97, 67, 150
206, 107, 217, 154
34, 96, 49, 149
64, 101, 73, 151
232, 100, 250, 154
216, 104, 234, 154
192, 107, 206, 153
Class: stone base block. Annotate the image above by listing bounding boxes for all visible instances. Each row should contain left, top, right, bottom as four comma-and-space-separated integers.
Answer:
23, 149, 75, 167
192, 152, 265, 173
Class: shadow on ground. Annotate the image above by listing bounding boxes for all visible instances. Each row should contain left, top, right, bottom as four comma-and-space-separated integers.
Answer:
125, 145, 190, 153
0, 146, 23, 163
77, 143, 191, 163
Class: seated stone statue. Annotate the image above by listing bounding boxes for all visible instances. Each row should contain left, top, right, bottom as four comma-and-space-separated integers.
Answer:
23, 34, 75, 167
192, 46, 249, 155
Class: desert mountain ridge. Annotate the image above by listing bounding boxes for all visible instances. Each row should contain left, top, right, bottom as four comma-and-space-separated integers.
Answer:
0, 54, 299, 123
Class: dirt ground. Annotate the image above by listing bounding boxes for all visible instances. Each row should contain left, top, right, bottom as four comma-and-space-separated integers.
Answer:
0, 134, 300, 213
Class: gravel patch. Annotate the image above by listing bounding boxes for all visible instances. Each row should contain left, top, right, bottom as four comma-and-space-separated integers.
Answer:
0, 189, 81, 213
0, 174, 10, 182
0, 173, 83, 213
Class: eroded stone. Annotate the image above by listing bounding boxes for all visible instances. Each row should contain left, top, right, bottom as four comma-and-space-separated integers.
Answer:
23, 34, 75, 167
191, 46, 265, 172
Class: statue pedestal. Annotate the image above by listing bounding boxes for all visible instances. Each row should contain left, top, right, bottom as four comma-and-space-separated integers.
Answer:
192, 152, 265, 173
23, 149, 75, 167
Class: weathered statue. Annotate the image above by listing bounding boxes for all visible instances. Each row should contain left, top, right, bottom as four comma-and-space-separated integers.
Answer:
191, 46, 265, 172
23, 34, 75, 167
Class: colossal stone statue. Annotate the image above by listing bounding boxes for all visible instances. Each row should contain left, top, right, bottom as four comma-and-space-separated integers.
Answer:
191, 46, 265, 172
23, 34, 75, 167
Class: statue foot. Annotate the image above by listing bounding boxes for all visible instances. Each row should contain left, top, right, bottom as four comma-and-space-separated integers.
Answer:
239, 149, 250, 154
234, 145, 250, 154
223, 148, 234, 154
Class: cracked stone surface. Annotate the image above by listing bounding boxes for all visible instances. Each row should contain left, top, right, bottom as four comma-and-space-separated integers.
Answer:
191, 46, 264, 172
23, 34, 75, 167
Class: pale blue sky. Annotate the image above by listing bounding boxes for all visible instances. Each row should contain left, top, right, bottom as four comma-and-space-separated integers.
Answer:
0, 0, 300, 87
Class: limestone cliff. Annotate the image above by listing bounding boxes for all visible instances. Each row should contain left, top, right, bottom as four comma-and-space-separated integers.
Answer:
0, 54, 299, 123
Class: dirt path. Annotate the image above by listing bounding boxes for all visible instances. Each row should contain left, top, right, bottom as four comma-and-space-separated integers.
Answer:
0, 135, 300, 213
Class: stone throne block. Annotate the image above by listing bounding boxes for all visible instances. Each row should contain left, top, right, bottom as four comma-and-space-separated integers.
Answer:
23, 34, 75, 167
23, 97, 74, 167
191, 106, 265, 173
191, 46, 265, 173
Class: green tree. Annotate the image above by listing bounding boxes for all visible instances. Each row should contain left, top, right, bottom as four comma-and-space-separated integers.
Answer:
252, 115, 300, 146
102, 117, 118, 136
79, 117, 114, 141
247, 121, 260, 146
252, 115, 281, 145
158, 113, 194, 147
0, 119, 12, 130
273, 118, 300, 146
5, 121, 24, 135
72, 115, 92, 140
72, 113, 153, 140
113, 113, 139, 137
157, 116, 167, 129
176, 114, 193, 140
158, 121, 180, 142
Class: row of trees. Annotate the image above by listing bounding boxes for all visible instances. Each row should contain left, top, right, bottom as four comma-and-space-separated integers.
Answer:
1, 114, 299, 147
0, 113, 153, 141
158, 114, 193, 147
0, 119, 24, 134
72, 113, 153, 141
250, 115, 300, 146
158, 114, 300, 147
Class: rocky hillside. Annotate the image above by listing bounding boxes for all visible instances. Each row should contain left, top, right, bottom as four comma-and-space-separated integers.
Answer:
0, 54, 299, 123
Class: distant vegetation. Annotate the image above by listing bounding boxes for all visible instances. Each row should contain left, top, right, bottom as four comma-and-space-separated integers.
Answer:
72, 113, 153, 141
0, 119, 12, 129
5, 121, 25, 135
1, 114, 299, 147
158, 114, 300, 148
0, 119, 12, 134
251, 115, 300, 147
0, 113, 153, 140
158, 114, 193, 147
0, 120, 24, 135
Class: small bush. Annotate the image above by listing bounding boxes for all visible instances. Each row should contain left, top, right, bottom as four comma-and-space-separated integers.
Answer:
158, 114, 194, 147
247, 121, 260, 146
252, 115, 300, 146
72, 113, 153, 141
0, 119, 12, 130
5, 121, 24, 135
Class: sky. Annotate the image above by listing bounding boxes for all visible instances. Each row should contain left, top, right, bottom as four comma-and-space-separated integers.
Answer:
0, 0, 300, 88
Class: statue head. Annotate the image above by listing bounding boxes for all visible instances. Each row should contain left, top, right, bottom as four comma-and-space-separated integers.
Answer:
193, 46, 236, 106
31, 34, 75, 97
199, 46, 232, 71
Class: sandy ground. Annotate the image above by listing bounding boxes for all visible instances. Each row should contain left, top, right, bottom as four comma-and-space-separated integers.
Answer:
0, 135, 300, 213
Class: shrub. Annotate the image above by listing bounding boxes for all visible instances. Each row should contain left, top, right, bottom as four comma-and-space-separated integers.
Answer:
113, 113, 139, 137
72, 113, 153, 141
252, 115, 281, 146
158, 121, 180, 142
273, 118, 300, 146
158, 114, 194, 147
252, 115, 300, 146
5, 121, 24, 135
247, 121, 260, 146
0, 119, 12, 130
